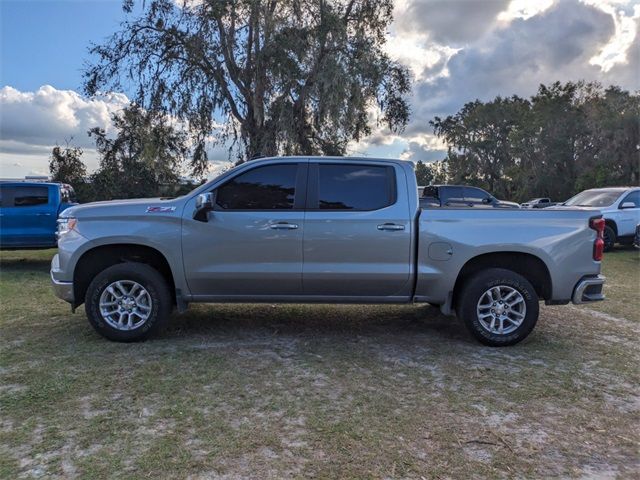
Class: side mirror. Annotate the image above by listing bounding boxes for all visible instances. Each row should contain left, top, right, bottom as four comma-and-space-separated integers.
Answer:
193, 192, 215, 222
482, 197, 492, 204
620, 202, 636, 210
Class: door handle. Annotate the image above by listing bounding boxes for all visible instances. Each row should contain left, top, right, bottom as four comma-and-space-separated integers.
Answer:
377, 223, 405, 231
36, 213, 52, 216
269, 222, 298, 230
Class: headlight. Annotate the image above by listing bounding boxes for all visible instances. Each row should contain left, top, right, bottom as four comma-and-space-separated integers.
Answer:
57, 217, 77, 237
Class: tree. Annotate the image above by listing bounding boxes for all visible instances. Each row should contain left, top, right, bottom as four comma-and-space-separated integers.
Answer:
575, 85, 640, 190
431, 96, 529, 200
49, 144, 87, 185
84, 0, 410, 175
89, 103, 188, 200
414, 160, 431, 185
49, 144, 92, 202
509, 82, 590, 201
414, 159, 448, 185
430, 81, 639, 202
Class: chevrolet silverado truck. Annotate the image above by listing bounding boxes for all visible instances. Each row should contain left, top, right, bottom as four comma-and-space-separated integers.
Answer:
51, 157, 605, 346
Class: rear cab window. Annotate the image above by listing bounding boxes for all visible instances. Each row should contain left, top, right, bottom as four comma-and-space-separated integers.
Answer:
310, 164, 396, 211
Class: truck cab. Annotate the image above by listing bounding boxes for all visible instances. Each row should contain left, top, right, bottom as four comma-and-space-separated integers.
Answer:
0, 181, 77, 249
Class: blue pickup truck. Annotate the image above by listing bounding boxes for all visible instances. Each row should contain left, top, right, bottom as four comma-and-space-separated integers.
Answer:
0, 181, 77, 249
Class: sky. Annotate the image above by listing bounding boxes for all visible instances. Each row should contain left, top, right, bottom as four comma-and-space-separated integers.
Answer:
1, 0, 639, 178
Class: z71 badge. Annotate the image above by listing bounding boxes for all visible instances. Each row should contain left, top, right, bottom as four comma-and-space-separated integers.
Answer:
146, 206, 176, 213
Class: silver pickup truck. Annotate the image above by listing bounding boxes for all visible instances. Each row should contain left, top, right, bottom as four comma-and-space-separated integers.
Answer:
51, 156, 605, 346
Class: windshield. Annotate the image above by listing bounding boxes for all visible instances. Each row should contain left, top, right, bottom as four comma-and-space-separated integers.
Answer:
563, 190, 622, 207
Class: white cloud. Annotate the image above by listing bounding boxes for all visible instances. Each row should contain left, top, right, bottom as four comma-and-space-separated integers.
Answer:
0, 85, 129, 147
0, 85, 129, 177
382, 0, 639, 161
584, 0, 640, 71
498, 0, 556, 21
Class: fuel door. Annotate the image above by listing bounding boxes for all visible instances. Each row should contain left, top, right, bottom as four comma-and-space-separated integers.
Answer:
428, 242, 453, 261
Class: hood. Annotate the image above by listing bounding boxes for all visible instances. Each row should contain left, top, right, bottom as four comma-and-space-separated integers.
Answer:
60, 197, 183, 218
496, 200, 521, 208
547, 204, 601, 211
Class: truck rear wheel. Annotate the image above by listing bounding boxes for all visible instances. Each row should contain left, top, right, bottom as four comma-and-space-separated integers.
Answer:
457, 268, 539, 346
85, 262, 171, 342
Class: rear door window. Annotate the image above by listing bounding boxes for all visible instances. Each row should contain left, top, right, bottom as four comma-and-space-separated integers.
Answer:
464, 187, 490, 204
314, 164, 396, 210
0, 186, 49, 207
440, 187, 465, 206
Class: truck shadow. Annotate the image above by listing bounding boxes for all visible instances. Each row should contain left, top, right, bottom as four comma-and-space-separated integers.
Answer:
164, 303, 472, 345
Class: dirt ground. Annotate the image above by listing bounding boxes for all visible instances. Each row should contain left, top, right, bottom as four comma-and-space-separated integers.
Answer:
1, 248, 638, 479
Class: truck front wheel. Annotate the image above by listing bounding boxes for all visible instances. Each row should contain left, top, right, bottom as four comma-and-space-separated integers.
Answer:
457, 268, 539, 346
85, 262, 171, 342
603, 225, 616, 252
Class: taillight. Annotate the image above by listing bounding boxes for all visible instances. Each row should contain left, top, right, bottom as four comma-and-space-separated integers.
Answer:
590, 218, 605, 261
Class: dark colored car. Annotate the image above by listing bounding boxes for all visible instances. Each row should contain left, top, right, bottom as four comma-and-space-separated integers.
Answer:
419, 185, 520, 209
0, 181, 77, 249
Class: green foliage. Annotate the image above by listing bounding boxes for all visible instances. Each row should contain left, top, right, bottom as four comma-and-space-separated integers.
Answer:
84, 0, 410, 174
88, 104, 188, 201
431, 81, 640, 202
48, 145, 93, 202
414, 160, 447, 186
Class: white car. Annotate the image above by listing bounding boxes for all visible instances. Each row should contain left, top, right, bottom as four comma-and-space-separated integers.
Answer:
557, 187, 640, 251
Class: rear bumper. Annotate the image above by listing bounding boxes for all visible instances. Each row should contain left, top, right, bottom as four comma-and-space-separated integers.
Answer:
572, 275, 605, 304
50, 254, 74, 303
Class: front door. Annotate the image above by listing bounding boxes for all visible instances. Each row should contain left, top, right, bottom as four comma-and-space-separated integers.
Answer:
302, 162, 413, 297
617, 190, 640, 236
0, 184, 54, 247
182, 161, 307, 297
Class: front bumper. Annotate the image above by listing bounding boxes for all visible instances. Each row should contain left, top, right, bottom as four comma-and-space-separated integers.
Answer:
572, 275, 605, 304
50, 254, 74, 303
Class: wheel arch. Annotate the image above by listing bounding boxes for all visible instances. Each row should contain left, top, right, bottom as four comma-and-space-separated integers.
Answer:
73, 244, 176, 308
604, 218, 618, 236
452, 252, 552, 309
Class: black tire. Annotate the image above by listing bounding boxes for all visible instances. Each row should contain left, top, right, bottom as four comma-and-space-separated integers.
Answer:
85, 262, 171, 342
457, 268, 539, 347
603, 225, 616, 252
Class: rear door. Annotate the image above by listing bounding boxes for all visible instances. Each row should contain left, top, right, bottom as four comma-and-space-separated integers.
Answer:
302, 162, 412, 297
0, 184, 55, 247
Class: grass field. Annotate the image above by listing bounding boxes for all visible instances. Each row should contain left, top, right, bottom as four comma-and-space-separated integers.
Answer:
1, 247, 638, 479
